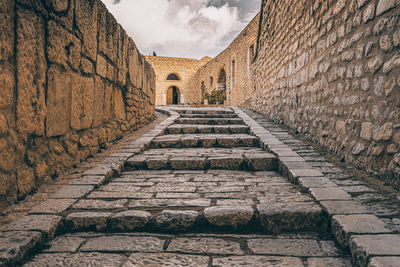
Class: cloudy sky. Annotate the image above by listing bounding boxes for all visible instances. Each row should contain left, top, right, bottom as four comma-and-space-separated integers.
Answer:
101, 0, 261, 59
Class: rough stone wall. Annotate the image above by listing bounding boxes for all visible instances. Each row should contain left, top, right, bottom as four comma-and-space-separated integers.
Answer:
145, 56, 210, 105
0, 0, 155, 209
197, 14, 260, 106
248, 0, 400, 188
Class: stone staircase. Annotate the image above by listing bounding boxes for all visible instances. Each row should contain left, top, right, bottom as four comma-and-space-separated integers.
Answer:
6, 107, 355, 266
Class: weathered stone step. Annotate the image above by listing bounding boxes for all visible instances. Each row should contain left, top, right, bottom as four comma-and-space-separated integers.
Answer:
150, 134, 259, 148
175, 118, 244, 125
125, 148, 278, 171
174, 108, 234, 115
179, 113, 238, 118
62, 171, 326, 235
166, 124, 250, 134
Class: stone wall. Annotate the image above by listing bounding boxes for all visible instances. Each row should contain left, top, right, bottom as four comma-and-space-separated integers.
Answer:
145, 56, 211, 105
0, 0, 155, 209
197, 14, 260, 106
247, 0, 400, 188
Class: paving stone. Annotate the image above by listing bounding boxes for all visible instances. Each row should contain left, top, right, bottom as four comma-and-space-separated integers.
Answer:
332, 214, 392, 247
50, 185, 94, 199
307, 257, 352, 267
341, 185, 376, 193
204, 206, 254, 229
212, 256, 304, 267
129, 198, 211, 208
368, 257, 400, 267
309, 187, 352, 201
288, 169, 325, 179
126, 253, 209, 267
99, 183, 142, 192
320, 200, 370, 216
6, 215, 61, 238
79, 235, 164, 252
87, 192, 153, 199
111, 210, 151, 231
65, 212, 111, 231
43, 236, 85, 252
170, 157, 206, 170
72, 199, 128, 210
349, 234, 400, 267
245, 153, 278, 171
216, 199, 254, 206
248, 238, 324, 256
126, 155, 147, 169
257, 202, 324, 233
298, 177, 337, 188
167, 237, 243, 255
153, 210, 199, 231
29, 199, 76, 214
0, 231, 42, 266
83, 165, 117, 177
69, 175, 106, 186
23, 252, 126, 266
156, 193, 201, 199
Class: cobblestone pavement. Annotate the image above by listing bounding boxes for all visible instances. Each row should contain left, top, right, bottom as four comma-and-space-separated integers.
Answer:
1, 107, 400, 266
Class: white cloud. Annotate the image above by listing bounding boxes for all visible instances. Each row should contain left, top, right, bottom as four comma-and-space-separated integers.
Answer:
101, 0, 251, 59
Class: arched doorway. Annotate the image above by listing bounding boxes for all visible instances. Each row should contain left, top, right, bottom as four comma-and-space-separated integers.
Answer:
167, 86, 180, 105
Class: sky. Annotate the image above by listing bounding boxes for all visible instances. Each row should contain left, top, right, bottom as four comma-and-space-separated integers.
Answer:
101, 0, 261, 59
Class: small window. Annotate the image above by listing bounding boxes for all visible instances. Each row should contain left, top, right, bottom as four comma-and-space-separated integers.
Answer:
209, 77, 213, 88
167, 73, 180, 80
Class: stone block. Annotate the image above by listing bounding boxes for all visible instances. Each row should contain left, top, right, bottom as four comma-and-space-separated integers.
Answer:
309, 187, 352, 201
98, 3, 118, 63
16, 8, 46, 135
29, 199, 76, 214
170, 157, 206, 170
66, 212, 111, 231
71, 73, 94, 130
349, 234, 400, 267
127, 253, 209, 267
153, 210, 199, 231
112, 87, 126, 120
0, 64, 14, 109
332, 214, 392, 247
204, 206, 254, 229
209, 156, 243, 169
111, 210, 151, 231
0, 0, 14, 61
245, 153, 277, 171
6, 215, 61, 239
51, 185, 93, 199
308, 258, 352, 267
75, 0, 98, 60
46, 65, 70, 137
368, 257, 400, 267
257, 202, 324, 233
72, 199, 127, 210
44, 236, 85, 253
24, 253, 126, 266
376, 0, 400, 16
0, 231, 42, 266
80, 235, 164, 252
248, 238, 324, 256
167, 237, 243, 255
47, 20, 81, 71
147, 158, 169, 169
17, 168, 35, 198
213, 256, 304, 267
320, 201, 369, 216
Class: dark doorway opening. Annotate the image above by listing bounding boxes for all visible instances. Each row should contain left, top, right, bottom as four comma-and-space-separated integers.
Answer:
167, 86, 180, 105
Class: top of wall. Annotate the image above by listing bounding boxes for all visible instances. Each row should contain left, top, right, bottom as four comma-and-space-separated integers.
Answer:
145, 55, 212, 63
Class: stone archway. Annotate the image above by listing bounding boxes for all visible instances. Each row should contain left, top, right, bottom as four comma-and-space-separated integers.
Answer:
167, 86, 180, 105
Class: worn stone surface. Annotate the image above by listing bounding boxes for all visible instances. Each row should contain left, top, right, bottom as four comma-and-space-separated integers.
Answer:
368, 256, 400, 267
65, 212, 111, 231
349, 234, 400, 267
127, 253, 209, 267
80, 235, 164, 252
23, 253, 126, 267
153, 210, 199, 231
213, 256, 304, 267
204, 206, 254, 229
248, 238, 324, 256
111, 210, 151, 231
167, 237, 243, 255
332, 214, 392, 247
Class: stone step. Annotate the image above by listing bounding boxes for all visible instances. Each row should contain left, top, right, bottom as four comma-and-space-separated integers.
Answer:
174, 108, 234, 115
175, 118, 244, 125
179, 113, 238, 118
150, 134, 259, 149
63, 170, 326, 234
125, 148, 278, 171
166, 124, 250, 134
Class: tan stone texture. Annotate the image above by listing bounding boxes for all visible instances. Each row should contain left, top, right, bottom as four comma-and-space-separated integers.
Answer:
71, 73, 95, 130
46, 65, 71, 137
247, 0, 400, 187
16, 7, 47, 136
0, 0, 14, 61
75, 0, 98, 60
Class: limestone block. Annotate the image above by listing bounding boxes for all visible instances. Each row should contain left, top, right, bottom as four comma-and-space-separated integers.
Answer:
128, 40, 140, 88
98, 3, 118, 63
0, 64, 14, 109
43, 0, 69, 13
361, 122, 373, 141
80, 57, 93, 75
93, 75, 105, 127
75, 0, 98, 60
96, 54, 107, 78
376, 0, 400, 16
16, 8, 47, 135
153, 210, 199, 231
46, 65, 71, 137
17, 167, 35, 197
373, 122, 393, 141
204, 206, 254, 229
47, 20, 81, 71
71, 73, 94, 130
111, 210, 151, 231
112, 87, 126, 120
0, 0, 14, 61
